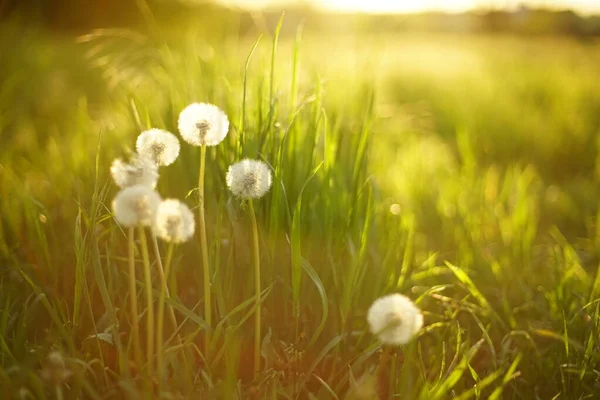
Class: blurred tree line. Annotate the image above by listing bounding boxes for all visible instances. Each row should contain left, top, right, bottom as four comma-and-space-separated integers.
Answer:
379, 6, 600, 36
0, 0, 231, 32
1, 0, 599, 37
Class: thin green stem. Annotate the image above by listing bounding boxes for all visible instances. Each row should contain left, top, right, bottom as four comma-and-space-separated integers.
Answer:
590, 262, 600, 303
127, 227, 142, 371
248, 200, 261, 377
153, 237, 180, 385
154, 237, 167, 384
138, 226, 154, 378
375, 345, 394, 394
590, 207, 600, 302
165, 243, 175, 289
56, 386, 64, 400
198, 145, 212, 350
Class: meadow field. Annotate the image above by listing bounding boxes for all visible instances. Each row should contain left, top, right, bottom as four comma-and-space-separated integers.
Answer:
1, 6, 600, 399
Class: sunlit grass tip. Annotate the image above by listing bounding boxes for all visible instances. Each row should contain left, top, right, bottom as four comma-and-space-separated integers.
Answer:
177, 102, 229, 146
367, 293, 423, 346
110, 154, 159, 188
112, 184, 161, 227
226, 159, 272, 199
153, 199, 195, 243
136, 128, 181, 166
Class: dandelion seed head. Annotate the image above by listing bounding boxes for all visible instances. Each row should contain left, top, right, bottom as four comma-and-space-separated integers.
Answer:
18, 387, 31, 399
153, 199, 195, 243
178, 102, 229, 146
226, 159, 272, 199
41, 351, 72, 386
47, 351, 65, 369
112, 185, 161, 227
110, 155, 158, 188
367, 293, 423, 346
136, 128, 180, 166
345, 374, 378, 400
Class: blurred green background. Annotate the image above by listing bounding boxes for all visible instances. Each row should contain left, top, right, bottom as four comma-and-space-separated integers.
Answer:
3, 0, 599, 247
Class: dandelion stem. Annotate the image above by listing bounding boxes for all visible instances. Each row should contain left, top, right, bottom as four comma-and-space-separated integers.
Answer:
153, 236, 181, 384
198, 145, 212, 351
138, 226, 155, 378
248, 199, 261, 377
375, 345, 394, 391
165, 243, 175, 290
56, 386, 64, 400
127, 226, 143, 372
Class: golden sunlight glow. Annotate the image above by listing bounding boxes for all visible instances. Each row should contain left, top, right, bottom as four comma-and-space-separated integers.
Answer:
318, 0, 474, 13
218, 0, 600, 15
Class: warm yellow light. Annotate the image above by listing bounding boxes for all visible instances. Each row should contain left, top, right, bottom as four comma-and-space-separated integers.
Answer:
318, 0, 476, 13
217, 0, 600, 15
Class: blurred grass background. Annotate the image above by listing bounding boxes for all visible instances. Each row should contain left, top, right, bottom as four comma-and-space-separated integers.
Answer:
1, 0, 600, 398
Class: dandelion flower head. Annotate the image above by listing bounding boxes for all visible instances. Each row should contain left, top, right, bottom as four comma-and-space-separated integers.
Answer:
153, 199, 195, 243
112, 184, 161, 227
136, 128, 180, 166
41, 351, 72, 386
110, 154, 158, 189
178, 102, 229, 146
367, 293, 423, 346
47, 351, 66, 369
226, 159, 272, 199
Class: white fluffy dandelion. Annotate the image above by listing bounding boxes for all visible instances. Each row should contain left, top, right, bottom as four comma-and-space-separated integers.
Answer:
136, 128, 180, 166
367, 293, 423, 346
226, 159, 272, 199
226, 159, 272, 374
110, 155, 158, 189
178, 102, 229, 146
40, 351, 72, 386
153, 199, 195, 243
112, 185, 161, 227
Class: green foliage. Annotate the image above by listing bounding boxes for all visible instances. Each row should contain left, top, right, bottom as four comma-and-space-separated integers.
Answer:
1, 8, 600, 399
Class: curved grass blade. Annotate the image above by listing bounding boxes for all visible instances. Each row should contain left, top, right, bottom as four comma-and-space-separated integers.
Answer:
301, 258, 329, 348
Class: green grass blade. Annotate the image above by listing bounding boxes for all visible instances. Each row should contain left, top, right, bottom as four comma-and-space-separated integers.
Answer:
291, 196, 302, 319
488, 353, 522, 400
430, 339, 484, 400
238, 34, 263, 158
445, 261, 491, 312
301, 258, 329, 348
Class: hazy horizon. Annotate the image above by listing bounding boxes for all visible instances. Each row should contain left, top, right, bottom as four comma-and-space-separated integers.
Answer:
216, 0, 600, 15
